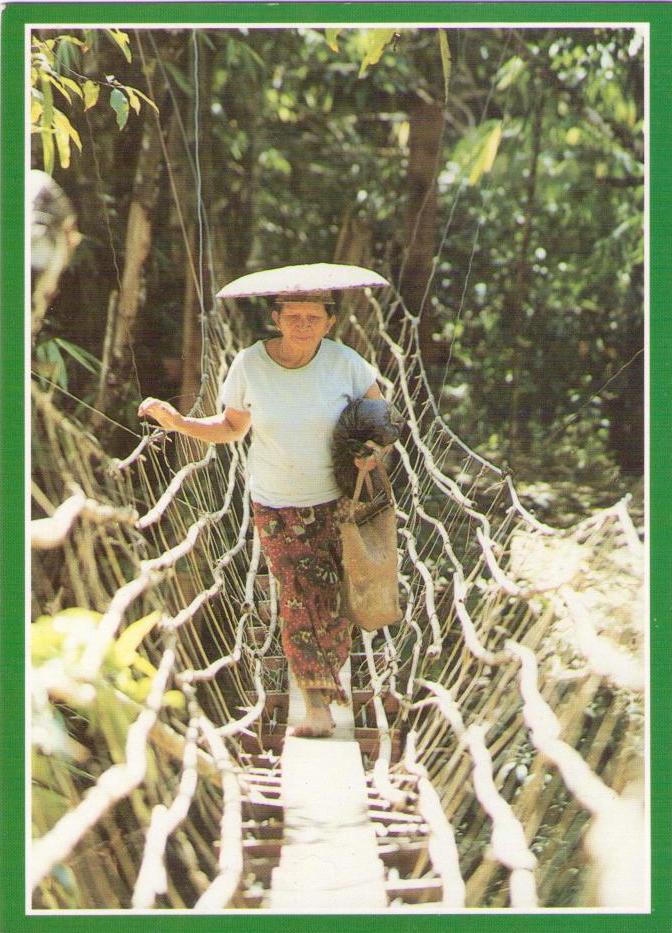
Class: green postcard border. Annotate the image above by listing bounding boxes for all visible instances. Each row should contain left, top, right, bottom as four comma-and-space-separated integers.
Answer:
2, 2, 670, 931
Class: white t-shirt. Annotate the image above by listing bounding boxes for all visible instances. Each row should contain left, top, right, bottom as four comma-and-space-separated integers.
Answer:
220, 338, 379, 507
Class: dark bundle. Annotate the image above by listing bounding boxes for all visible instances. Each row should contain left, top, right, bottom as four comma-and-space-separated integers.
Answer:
331, 397, 403, 499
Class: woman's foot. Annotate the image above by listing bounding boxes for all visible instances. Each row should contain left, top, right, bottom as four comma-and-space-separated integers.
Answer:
287, 720, 335, 738
288, 688, 335, 738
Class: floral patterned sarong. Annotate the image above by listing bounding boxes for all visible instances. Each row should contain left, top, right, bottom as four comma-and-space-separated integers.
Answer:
252, 499, 351, 704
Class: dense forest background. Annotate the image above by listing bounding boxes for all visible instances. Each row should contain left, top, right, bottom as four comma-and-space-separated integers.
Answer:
31, 25, 645, 519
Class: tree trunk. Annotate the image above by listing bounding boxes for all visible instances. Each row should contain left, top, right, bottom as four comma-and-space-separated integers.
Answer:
179, 37, 213, 415
179, 223, 203, 413
399, 97, 445, 368
92, 114, 162, 428
504, 92, 544, 457
93, 35, 183, 432
333, 207, 372, 343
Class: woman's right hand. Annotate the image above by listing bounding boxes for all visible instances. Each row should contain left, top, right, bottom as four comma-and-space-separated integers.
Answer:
138, 397, 181, 431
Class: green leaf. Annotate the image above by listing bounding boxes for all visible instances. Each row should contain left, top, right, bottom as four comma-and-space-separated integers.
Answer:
31, 97, 43, 125
164, 61, 194, 97
53, 338, 100, 374
82, 80, 100, 110
480, 121, 500, 171
57, 34, 85, 47
45, 72, 72, 104
397, 119, 410, 148
54, 119, 71, 168
438, 30, 451, 104
110, 87, 129, 130
32, 39, 55, 68
325, 28, 342, 52
495, 55, 527, 91
123, 85, 141, 115
132, 655, 157, 677
59, 75, 83, 99
358, 29, 397, 78
162, 690, 186, 710
82, 30, 100, 54
115, 670, 152, 703
106, 28, 132, 63
32, 783, 71, 829
94, 684, 137, 761
129, 85, 159, 113
449, 120, 504, 187
259, 147, 292, 176
31, 617, 65, 663
109, 610, 161, 669
40, 76, 55, 174
54, 109, 82, 152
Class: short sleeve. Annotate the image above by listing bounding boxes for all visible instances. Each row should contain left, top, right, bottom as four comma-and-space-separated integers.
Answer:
351, 350, 380, 398
220, 350, 248, 410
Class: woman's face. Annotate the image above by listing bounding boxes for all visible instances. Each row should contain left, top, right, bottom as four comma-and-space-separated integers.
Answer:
272, 301, 335, 349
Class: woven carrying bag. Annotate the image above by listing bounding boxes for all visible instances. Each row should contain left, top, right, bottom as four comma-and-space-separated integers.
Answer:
339, 462, 401, 632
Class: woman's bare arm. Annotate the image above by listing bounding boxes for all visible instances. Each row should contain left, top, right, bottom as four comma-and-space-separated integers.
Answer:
138, 397, 251, 444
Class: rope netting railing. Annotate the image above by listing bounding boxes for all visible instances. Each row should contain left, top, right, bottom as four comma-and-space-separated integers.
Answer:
30, 288, 645, 911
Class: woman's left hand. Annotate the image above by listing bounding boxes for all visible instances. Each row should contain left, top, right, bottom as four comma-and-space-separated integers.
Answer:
353, 453, 378, 472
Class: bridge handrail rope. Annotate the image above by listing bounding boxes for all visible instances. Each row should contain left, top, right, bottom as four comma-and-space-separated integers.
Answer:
31, 485, 139, 549
192, 714, 244, 912
362, 631, 407, 809
414, 680, 538, 906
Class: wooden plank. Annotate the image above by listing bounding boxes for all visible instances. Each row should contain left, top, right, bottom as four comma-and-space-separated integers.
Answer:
238, 752, 281, 770
243, 839, 283, 858
241, 725, 402, 762
386, 877, 443, 904
368, 809, 427, 825
244, 857, 279, 886
241, 799, 283, 822
269, 665, 388, 910
250, 688, 401, 723
376, 839, 429, 875
373, 822, 430, 838
241, 821, 284, 840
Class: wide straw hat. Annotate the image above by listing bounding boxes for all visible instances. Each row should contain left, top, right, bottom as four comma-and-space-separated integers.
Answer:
216, 262, 390, 299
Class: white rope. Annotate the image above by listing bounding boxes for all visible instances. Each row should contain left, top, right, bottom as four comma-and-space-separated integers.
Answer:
136, 446, 215, 529
31, 488, 138, 549
362, 632, 406, 808
399, 528, 443, 656
557, 587, 645, 692
132, 712, 200, 908
507, 641, 618, 813
193, 715, 243, 911
415, 680, 538, 907
404, 730, 466, 908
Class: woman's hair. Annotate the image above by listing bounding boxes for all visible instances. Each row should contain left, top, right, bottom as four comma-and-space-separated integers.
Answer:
274, 290, 337, 313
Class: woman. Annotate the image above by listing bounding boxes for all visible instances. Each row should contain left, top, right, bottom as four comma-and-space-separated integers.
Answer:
138, 291, 382, 737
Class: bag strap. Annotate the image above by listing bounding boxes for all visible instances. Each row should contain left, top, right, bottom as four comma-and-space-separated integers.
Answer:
349, 442, 394, 521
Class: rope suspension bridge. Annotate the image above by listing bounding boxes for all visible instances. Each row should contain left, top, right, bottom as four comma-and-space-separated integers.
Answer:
28, 24, 646, 913
31, 286, 646, 912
